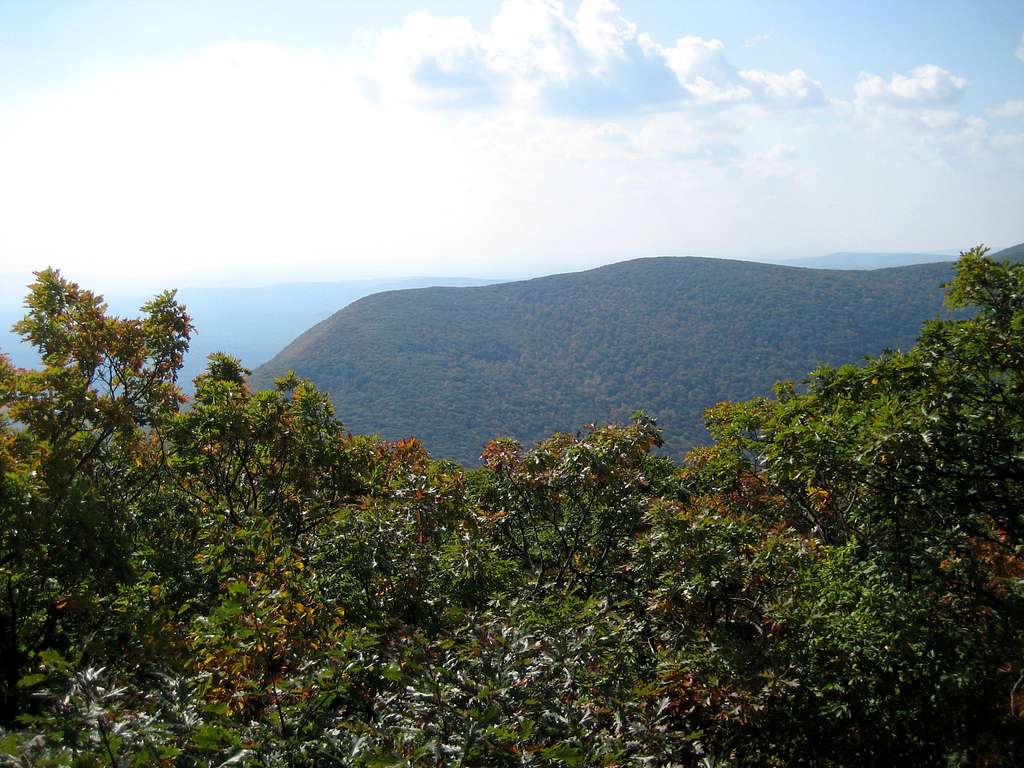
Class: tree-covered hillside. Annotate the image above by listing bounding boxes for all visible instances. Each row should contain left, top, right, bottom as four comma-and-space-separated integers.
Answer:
255, 256, 965, 464
1, 247, 1022, 765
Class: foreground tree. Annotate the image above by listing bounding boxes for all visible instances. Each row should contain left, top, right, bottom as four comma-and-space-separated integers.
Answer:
0, 270, 191, 725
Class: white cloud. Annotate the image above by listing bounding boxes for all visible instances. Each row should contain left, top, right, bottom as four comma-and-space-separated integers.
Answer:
365, 1, 684, 114
855, 65, 967, 107
574, 0, 637, 64
363, 0, 824, 114
854, 95, 1024, 173
372, 13, 500, 108
652, 35, 749, 103
634, 35, 824, 108
745, 33, 771, 49
987, 99, 1024, 119
844, 62, 1024, 170
739, 68, 826, 107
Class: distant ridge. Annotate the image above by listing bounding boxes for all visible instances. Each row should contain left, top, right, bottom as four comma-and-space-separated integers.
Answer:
253, 255, 991, 464
763, 242, 1023, 271
777, 252, 954, 270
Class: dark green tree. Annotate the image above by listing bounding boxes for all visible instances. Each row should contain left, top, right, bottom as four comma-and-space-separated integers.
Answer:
1, 269, 191, 725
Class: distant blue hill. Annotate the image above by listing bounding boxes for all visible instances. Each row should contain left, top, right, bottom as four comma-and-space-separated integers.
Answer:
770, 252, 955, 270
777, 243, 1024, 270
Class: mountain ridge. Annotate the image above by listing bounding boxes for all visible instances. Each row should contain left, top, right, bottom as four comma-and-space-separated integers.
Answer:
256, 251, 1024, 464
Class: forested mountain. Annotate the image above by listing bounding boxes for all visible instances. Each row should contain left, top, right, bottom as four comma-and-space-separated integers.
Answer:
0, 276, 495, 384
255, 255, 977, 464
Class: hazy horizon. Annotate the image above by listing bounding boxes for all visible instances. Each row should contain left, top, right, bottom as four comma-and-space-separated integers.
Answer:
0, 246, 978, 300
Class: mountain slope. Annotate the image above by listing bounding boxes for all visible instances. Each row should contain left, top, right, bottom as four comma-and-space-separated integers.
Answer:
254, 256, 973, 464
991, 242, 1024, 263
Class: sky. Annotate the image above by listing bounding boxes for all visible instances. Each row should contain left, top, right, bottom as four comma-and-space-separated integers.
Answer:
1, 0, 1022, 290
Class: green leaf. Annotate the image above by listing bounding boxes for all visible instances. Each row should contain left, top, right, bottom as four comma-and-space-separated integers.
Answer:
17, 673, 47, 689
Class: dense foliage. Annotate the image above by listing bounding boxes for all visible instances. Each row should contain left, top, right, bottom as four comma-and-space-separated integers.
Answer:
1, 247, 1022, 765
252, 254, 992, 464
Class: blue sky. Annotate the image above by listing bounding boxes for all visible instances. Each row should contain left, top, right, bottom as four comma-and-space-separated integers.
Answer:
1, 0, 1022, 288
